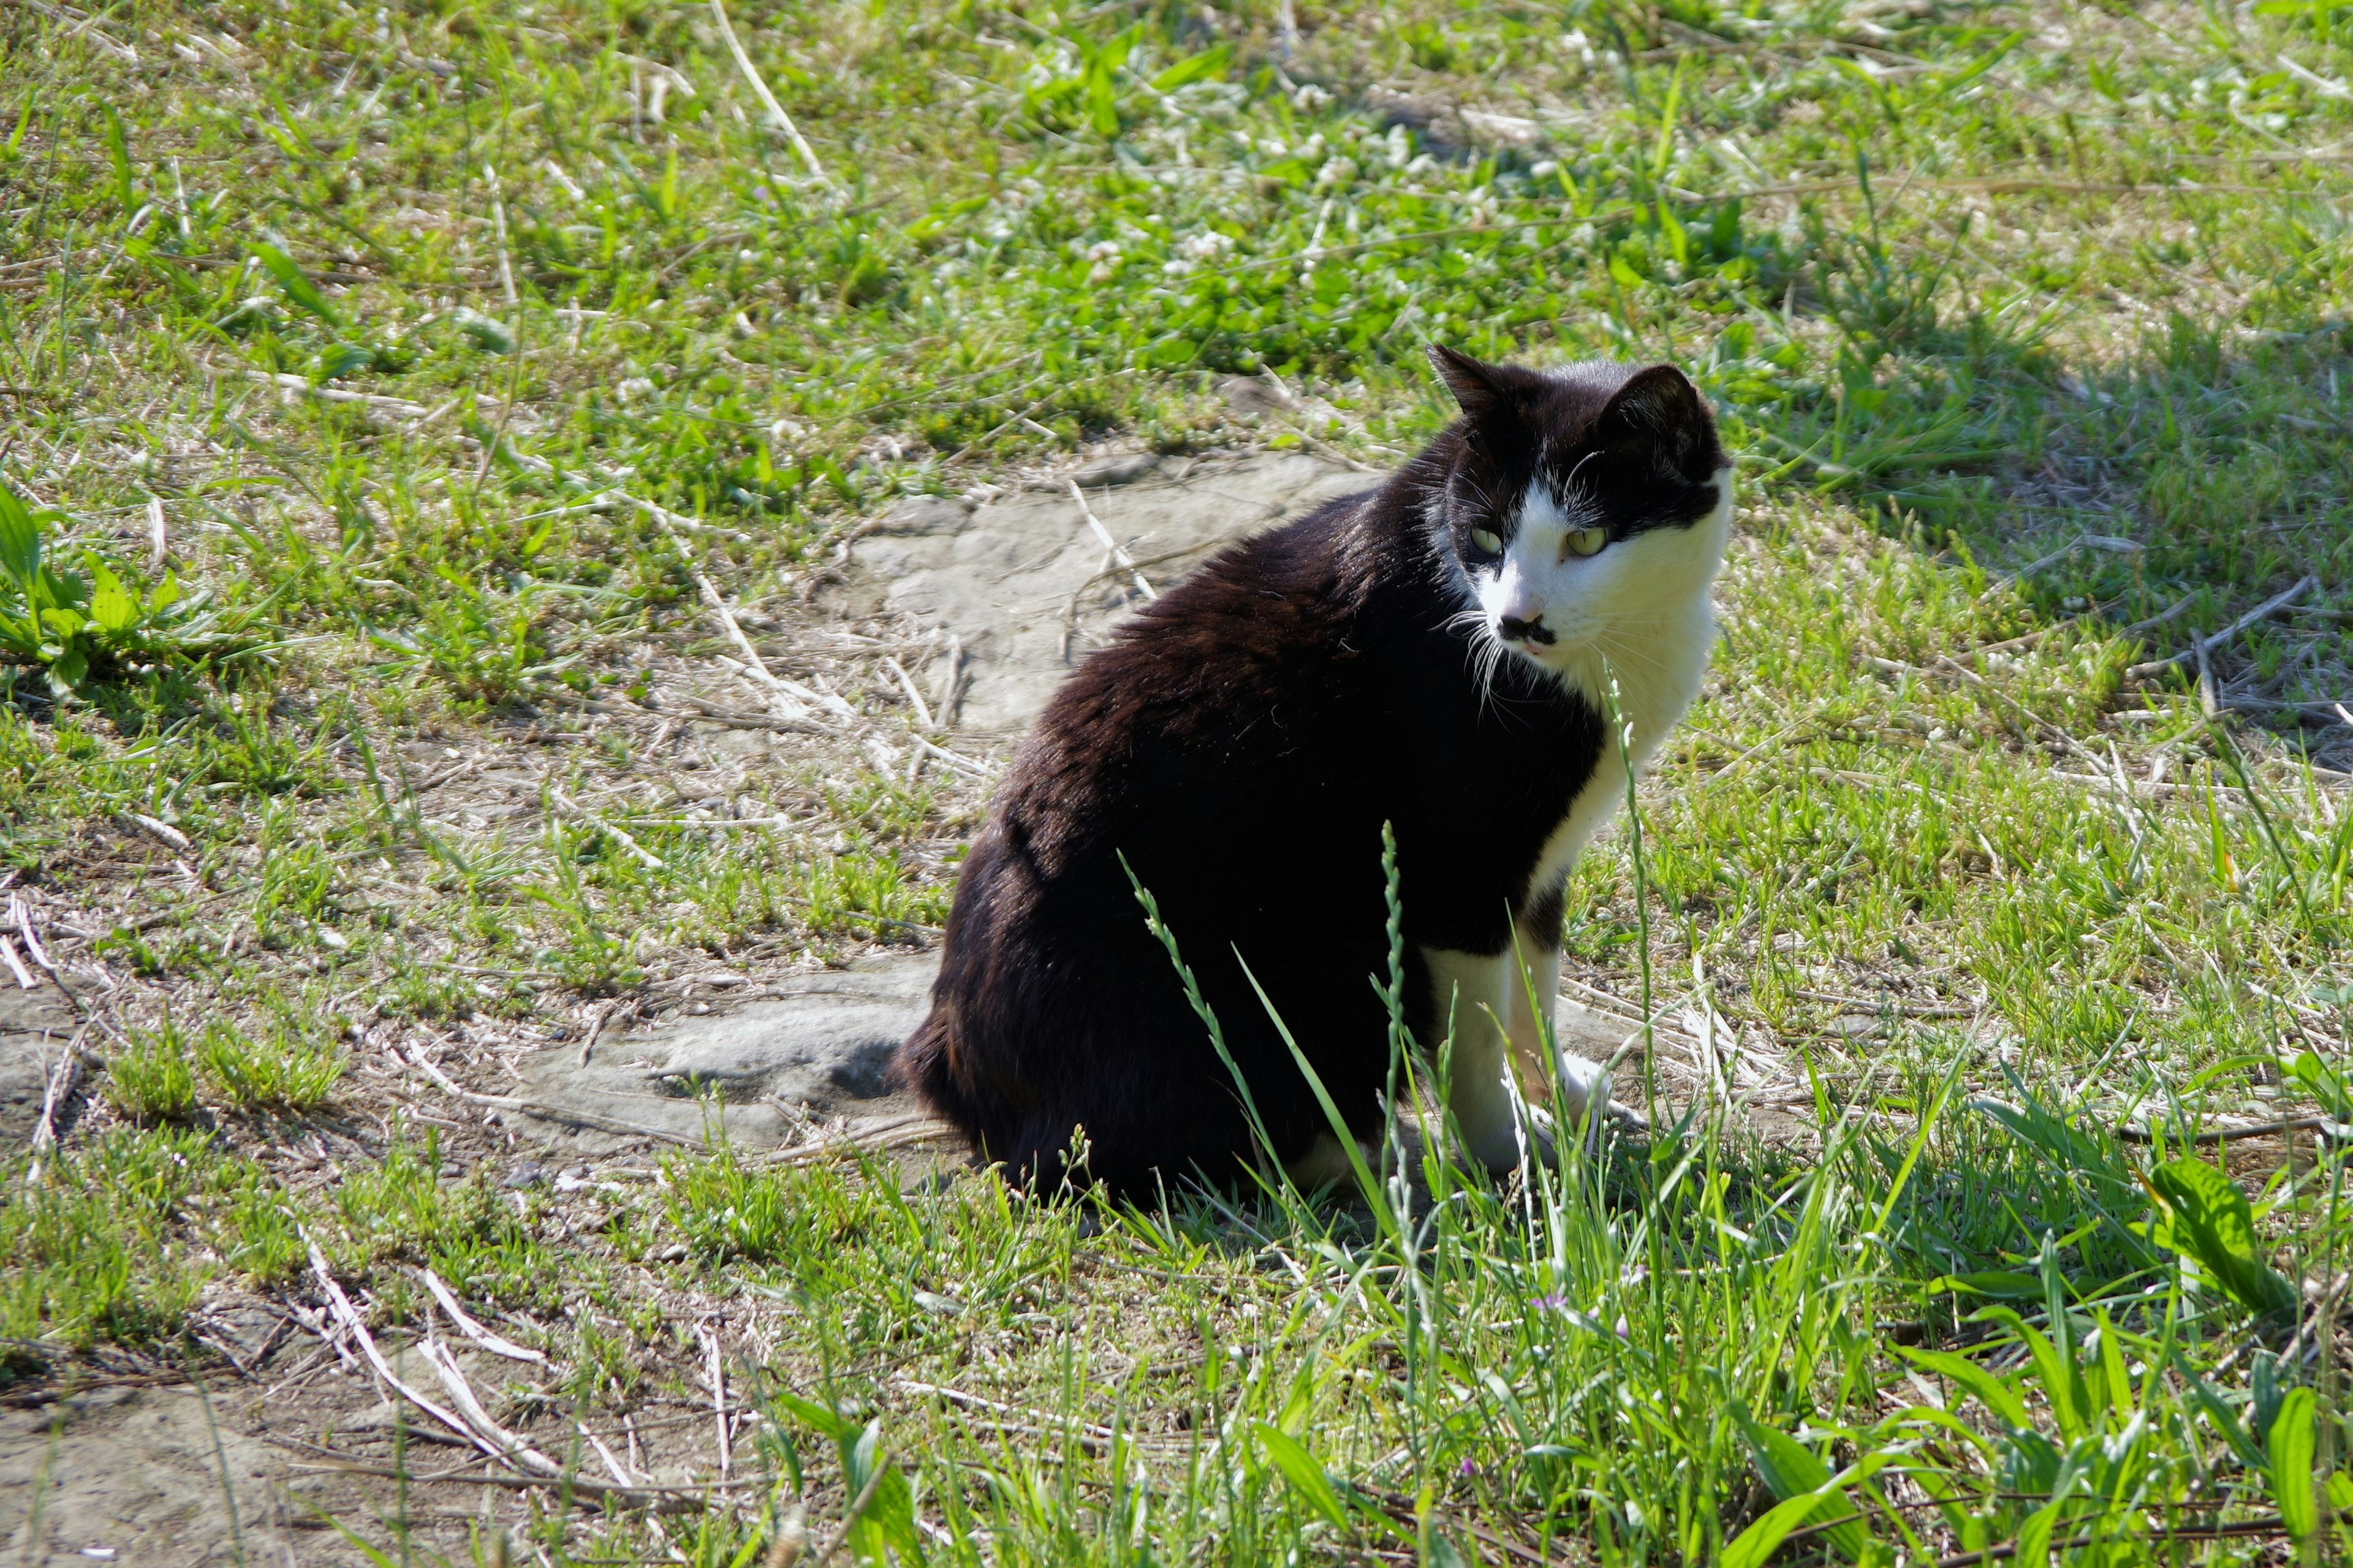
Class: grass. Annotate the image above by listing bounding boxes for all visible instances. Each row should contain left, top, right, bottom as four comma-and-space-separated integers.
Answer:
4, 0, 2353, 1561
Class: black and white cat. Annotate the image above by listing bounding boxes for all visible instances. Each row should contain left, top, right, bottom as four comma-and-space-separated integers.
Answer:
898, 346, 1733, 1197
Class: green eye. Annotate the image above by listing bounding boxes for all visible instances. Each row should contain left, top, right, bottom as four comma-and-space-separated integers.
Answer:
1469, 528, 1503, 555
1565, 527, 1607, 558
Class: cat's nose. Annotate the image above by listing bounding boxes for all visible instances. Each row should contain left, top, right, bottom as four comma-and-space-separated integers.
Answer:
1498, 614, 1556, 646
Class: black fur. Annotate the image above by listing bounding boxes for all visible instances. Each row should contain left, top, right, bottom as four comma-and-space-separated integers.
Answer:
897, 349, 1726, 1197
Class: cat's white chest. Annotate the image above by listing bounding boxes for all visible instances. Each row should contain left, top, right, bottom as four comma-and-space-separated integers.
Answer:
1526, 473, 1732, 903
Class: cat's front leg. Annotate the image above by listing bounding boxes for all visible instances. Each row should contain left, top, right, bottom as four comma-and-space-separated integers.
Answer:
1502, 927, 1612, 1134
1422, 948, 1530, 1173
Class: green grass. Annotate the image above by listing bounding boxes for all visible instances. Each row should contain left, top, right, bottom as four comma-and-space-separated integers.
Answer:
4, 0, 2353, 1561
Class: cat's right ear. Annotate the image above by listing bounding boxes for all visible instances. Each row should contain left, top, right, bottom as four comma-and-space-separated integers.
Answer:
1428, 344, 1517, 417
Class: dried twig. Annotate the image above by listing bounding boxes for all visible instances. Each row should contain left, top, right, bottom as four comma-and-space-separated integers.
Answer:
707, 0, 833, 187
1067, 480, 1156, 601
912, 735, 999, 779
306, 1239, 488, 1455
2115, 1113, 2341, 1145
420, 1268, 546, 1363
2128, 574, 2318, 678
701, 1324, 731, 1479
579, 999, 635, 1067
282, 1444, 708, 1509
1934, 1515, 2293, 1568
125, 812, 192, 851
763, 1115, 961, 1168
551, 786, 664, 870
24, 1023, 93, 1186
882, 657, 935, 730
643, 506, 816, 721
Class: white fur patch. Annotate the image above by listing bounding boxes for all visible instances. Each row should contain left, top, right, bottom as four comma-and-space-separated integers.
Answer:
1419, 941, 1607, 1172
1477, 464, 1734, 896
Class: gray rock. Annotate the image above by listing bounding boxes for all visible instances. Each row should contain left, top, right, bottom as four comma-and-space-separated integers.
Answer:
838, 451, 1371, 735
513, 956, 938, 1152
0, 975, 82, 1145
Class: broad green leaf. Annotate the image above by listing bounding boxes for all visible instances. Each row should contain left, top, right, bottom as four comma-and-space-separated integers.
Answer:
837, 1423, 917, 1562
1973, 1080, 2124, 1191
2272, 1387, 2319, 1541
2289, 1051, 2351, 1121
4, 96, 32, 161
1930, 30, 2025, 99
2147, 1157, 2297, 1316
1932, 1271, 2044, 1301
88, 563, 135, 635
1721, 1491, 1830, 1568
1254, 1423, 1348, 1531
1737, 1412, 1868, 1561
2096, 1309, 2135, 1422
316, 343, 376, 381
452, 306, 513, 354
42, 606, 86, 637
1153, 43, 1231, 90
1087, 67, 1120, 137
251, 241, 344, 328
771, 1390, 861, 1442
1899, 1347, 2030, 1429
147, 571, 181, 614
47, 645, 86, 692
0, 477, 44, 585
1982, 1310, 2089, 1442
1421, 1529, 1474, 1568
2183, 1367, 2270, 1471
2012, 1498, 2064, 1568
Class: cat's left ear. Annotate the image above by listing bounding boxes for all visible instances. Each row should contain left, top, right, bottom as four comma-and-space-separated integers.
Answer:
1591, 365, 1722, 482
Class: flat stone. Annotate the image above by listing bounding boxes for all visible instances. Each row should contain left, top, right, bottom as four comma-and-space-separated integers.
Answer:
839, 450, 1371, 735
0, 975, 82, 1145
513, 956, 938, 1152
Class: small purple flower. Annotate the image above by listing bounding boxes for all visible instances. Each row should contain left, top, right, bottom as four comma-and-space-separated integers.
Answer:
1459, 1457, 1479, 1477
1536, 1291, 1568, 1312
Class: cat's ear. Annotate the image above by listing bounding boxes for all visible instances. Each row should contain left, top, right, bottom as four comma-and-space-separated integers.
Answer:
1590, 364, 1720, 480
1428, 344, 1523, 417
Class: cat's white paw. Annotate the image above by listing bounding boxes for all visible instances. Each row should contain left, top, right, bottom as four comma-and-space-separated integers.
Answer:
1549, 1051, 1614, 1134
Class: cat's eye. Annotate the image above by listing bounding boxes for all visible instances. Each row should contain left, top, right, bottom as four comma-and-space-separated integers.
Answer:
1564, 528, 1608, 558
1469, 528, 1504, 555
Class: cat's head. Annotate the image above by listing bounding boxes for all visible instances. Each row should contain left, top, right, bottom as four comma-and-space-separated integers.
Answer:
1422, 345, 1733, 690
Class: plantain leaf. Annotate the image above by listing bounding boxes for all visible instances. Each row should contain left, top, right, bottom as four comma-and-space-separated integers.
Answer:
0, 475, 48, 586
2272, 1387, 2319, 1541
88, 562, 137, 635
2146, 1157, 2297, 1317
